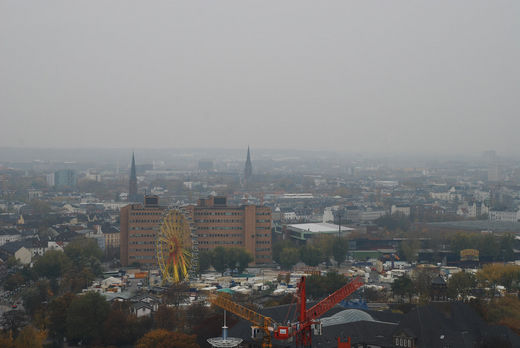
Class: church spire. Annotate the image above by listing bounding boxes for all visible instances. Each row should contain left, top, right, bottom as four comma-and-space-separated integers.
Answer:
244, 146, 252, 184
129, 152, 138, 202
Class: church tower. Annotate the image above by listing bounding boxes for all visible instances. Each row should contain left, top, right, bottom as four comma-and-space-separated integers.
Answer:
129, 152, 138, 202
244, 146, 253, 184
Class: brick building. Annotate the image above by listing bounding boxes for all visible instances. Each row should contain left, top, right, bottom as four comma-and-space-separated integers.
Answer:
185, 196, 272, 264
120, 195, 273, 267
120, 195, 165, 267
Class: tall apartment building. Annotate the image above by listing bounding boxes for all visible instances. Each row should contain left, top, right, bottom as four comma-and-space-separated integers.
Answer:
120, 195, 165, 267
54, 169, 77, 188
185, 196, 272, 264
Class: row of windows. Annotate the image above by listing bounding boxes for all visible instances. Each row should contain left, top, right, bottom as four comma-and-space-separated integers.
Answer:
256, 254, 270, 258
130, 219, 161, 223
130, 226, 155, 230
256, 219, 270, 223
130, 233, 156, 238
198, 233, 243, 238
199, 241, 243, 245
131, 212, 162, 216
196, 211, 241, 216
198, 226, 243, 230
129, 255, 155, 260
255, 248, 271, 252
256, 233, 270, 237
394, 337, 413, 347
256, 226, 270, 230
256, 240, 270, 244
129, 241, 155, 245
130, 248, 155, 252
195, 219, 243, 223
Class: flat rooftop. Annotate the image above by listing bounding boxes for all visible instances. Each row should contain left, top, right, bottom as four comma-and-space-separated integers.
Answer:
287, 222, 354, 233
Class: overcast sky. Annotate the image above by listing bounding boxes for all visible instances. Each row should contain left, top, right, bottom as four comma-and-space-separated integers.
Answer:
1, 1, 518, 155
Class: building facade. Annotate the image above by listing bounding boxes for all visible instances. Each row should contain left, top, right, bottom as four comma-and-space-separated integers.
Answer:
54, 169, 77, 188
185, 196, 272, 264
120, 195, 272, 267
120, 195, 165, 267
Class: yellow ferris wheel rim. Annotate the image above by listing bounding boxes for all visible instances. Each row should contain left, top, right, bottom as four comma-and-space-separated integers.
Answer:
156, 210, 192, 283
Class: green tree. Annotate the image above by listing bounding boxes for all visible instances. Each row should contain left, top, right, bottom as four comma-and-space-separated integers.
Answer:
27, 199, 51, 215
478, 234, 500, 262
306, 271, 348, 298
279, 247, 300, 270
391, 275, 415, 302
33, 250, 72, 279
332, 239, 348, 265
300, 245, 323, 267
447, 271, 477, 299
210, 247, 229, 276
21, 281, 51, 317
66, 292, 109, 345
375, 213, 410, 232
500, 233, 515, 262
64, 238, 103, 275
198, 250, 212, 274
413, 269, 436, 299
312, 235, 335, 265
48, 293, 75, 342
398, 239, 420, 262
272, 240, 295, 264
229, 248, 253, 274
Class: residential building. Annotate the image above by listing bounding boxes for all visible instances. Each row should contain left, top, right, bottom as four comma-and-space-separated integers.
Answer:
391, 205, 411, 216
489, 210, 518, 222
0, 241, 32, 264
54, 169, 77, 188
0, 228, 21, 246
185, 196, 272, 264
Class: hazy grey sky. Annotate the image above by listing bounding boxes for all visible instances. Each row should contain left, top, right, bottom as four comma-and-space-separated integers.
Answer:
1, 1, 518, 155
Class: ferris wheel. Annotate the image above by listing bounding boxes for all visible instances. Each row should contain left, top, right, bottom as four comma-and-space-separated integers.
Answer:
156, 210, 192, 283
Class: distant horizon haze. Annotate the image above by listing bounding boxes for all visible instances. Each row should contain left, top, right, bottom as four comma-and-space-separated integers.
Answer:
1, 1, 518, 155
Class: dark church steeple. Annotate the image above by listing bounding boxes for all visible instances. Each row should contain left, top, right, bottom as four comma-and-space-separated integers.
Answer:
129, 152, 138, 202
244, 146, 252, 183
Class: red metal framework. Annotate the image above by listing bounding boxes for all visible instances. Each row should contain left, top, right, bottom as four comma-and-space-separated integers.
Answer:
294, 275, 364, 347
210, 275, 363, 348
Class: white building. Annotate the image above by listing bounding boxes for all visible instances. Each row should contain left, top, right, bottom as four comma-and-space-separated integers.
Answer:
0, 229, 21, 246
46, 173, 55, 187
360, 209, 386, 222
286, 223, 354, 242
391, 205, 411, 216
488, 210, 518, 222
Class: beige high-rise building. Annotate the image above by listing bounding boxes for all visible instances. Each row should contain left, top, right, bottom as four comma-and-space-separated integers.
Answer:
120, 195, 165, 267
120, 195, 272, 267
185, 196, 272, 264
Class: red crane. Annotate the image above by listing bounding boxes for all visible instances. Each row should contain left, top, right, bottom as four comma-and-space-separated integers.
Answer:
210, 275, 363, 347
274, 275, 364, 347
